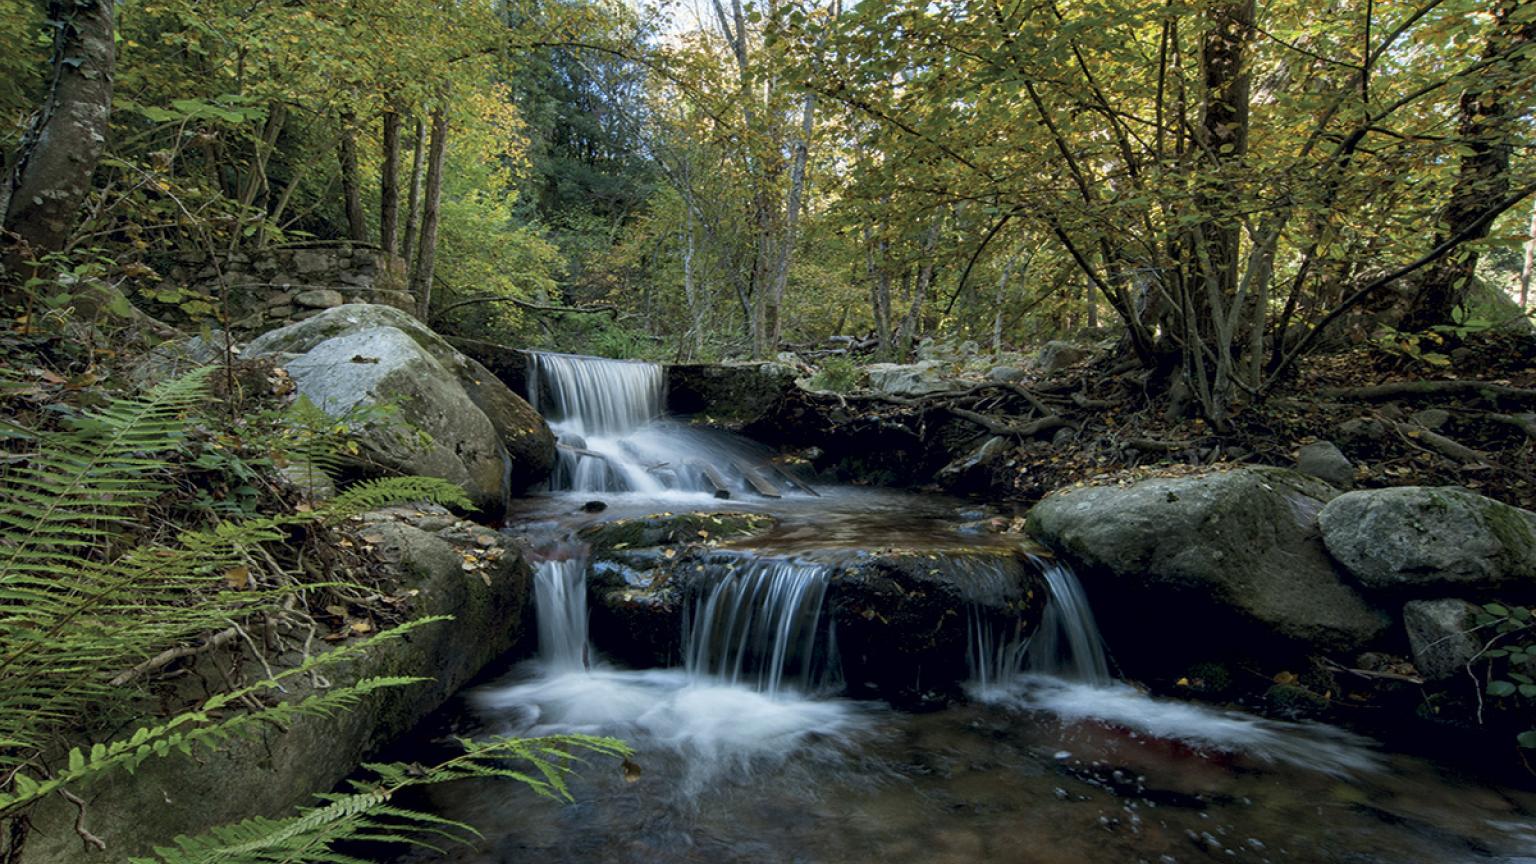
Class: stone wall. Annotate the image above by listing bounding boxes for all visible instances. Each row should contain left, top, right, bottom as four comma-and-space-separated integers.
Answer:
163, 244, 414, 332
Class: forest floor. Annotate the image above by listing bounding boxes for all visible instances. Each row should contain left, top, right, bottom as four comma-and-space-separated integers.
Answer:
804, 331, 1536, 511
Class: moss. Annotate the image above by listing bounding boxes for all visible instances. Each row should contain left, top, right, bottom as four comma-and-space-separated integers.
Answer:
578, 511, 777, 552
1482, 498, 1536, 565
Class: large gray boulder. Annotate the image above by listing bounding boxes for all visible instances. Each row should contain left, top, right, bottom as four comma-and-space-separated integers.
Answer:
1027, 468, 1390, 665
865, 361, 959, 397
245, 304, 555, 504
1403, 599, 1482, 681
1318, 487, 1536, 593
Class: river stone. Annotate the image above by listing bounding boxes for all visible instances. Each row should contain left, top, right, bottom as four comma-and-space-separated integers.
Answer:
1027, 467, 1390, 665
294, 288, 345, 308
1036, 341, 1088, 373
1403, 599, 1482, 681
281, 327, 508, 510
1318, 487, 1536, 593
865, 361, 959, 397
246, 304, 555, 496
987, 365, 1026, 383
1296, 440, 1354, 488
17, 517, 531, 863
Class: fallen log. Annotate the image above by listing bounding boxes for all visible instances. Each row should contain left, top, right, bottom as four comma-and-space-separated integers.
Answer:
731, 458, 783, 498
771, 463, 821, 497
686, 460, 732, 499
1320, 380, 1536, 403
557, 442, 608, 461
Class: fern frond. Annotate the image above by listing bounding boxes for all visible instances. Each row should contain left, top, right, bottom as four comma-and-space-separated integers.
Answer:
127, 734, 632, 864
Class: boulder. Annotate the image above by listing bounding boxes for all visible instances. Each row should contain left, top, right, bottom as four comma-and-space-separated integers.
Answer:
1403, 599, 1482, 681
936, 435, 1009, 490
831, 547, 1047, 705
245, 304, 554, 499
1318, 487, 1536, 593
1027, 468, 1390, 667
1296, 440, 1354, 488
1036, 341, 1088, 373
266, 325, 509, 511
865, 361, 959, 397
987, 365, 1026, 383
17, 512, 532, 863
665, 361, 799, 426
294, 288, 345, 309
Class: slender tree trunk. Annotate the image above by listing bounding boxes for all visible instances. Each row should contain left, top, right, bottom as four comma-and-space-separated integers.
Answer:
682, 206, 704, 357
337, 111, 368, 243
2, 0, 116, 277
1403, 0, 1534, 329
380, 109, 401, 255
1521, 197, 1535, 310
401, 118, 426, 265
410, 105, 448, 319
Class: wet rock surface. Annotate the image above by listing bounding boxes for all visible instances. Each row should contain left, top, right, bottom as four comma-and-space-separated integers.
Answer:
1026, 467, 1391, 669
1319, 486, 1536, 594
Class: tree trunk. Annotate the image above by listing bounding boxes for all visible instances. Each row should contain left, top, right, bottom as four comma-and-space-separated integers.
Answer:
1184, 0, 1255, 421
337, 112, 368, 243
1521, 197, 1535, 310
1402, 0, 1534, 330
410, 105, 448, 319
380, 109, 401, 255
2, 0, 116, 277
682, 207, 704, 358
401, 118, 426, 265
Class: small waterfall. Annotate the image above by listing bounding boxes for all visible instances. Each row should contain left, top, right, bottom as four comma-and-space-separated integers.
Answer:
527, 350, 797, 498
533, 556, 590, 671
529, 351, 663, 438
967, 554, 1110, 686
685, 556, 837, 696
1025, 555, 1110, 683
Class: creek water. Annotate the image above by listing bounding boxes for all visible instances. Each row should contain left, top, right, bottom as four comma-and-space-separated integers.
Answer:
389, 353, 1536, 863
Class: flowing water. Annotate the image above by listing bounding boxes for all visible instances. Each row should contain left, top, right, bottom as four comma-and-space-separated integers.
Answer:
386, 352, 1536, 863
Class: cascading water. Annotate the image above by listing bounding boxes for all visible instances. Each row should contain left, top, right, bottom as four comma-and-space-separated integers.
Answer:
965, 551, 1109, 687
529, 351, 788, 497
1023, 554, 1110, 683
684, 556, 837, 696
533, 555, 590, 672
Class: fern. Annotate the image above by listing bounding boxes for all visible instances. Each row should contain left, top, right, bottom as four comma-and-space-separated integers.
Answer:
0, 369, 625, 862
128, 734, 632, 864
0, 370, 465, 784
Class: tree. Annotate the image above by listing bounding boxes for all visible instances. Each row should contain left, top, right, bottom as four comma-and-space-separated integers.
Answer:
2, 0, 115, 277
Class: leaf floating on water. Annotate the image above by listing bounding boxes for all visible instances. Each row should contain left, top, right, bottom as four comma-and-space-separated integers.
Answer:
621, 758, 642, 783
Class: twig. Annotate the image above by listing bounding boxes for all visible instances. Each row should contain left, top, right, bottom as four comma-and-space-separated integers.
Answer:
109, 627, 240, 686
58, 790, 106, 852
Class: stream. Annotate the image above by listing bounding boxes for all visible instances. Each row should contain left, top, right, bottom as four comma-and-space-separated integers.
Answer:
388, 352, 1536, 863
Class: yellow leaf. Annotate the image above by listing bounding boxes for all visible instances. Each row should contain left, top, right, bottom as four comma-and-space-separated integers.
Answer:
224, 566, 250, 589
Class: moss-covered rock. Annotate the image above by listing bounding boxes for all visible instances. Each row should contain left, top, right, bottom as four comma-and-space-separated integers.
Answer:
1318, 486, 1536, 594
832, 547, 1047, 706
578, 511, 777, 553
1027, 467, 1391, 670
17, 515, 532, 864
666, 361, 799, 427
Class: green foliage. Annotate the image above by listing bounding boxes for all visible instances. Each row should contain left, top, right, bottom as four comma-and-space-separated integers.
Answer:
129, 734, 631, 864
1469, 602, 1536, 749
0, 368, 465, 775
809, 355, 861, 393
0, 367, 626, 859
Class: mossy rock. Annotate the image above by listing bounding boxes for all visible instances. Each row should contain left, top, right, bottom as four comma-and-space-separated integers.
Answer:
578, 511, 777, 553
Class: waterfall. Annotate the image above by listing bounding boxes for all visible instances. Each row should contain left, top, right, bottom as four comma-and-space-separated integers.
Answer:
529, 351, 663, 438
967, 553, 1110, 687
1025, 555, 1110, 683
533, 556, 590, 671
527, 350, 793, 498
684, 556, 837, 696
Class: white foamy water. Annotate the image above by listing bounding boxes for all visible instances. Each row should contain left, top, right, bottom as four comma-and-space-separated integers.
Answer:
474, 665, 872, 794
975, 675, 1381, 777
